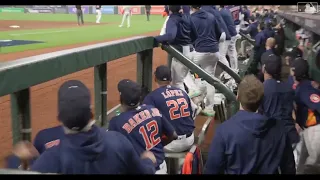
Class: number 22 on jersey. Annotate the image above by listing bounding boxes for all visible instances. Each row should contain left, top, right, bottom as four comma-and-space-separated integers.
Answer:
166, 98, 190, 120
139, 120, 161, 150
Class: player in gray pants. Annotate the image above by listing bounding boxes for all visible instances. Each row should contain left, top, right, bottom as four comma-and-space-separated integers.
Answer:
76, 5, 84, 26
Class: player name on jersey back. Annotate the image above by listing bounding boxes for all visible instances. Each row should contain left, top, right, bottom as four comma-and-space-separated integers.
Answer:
161, 89, 184, 99
122, 107, 162, 134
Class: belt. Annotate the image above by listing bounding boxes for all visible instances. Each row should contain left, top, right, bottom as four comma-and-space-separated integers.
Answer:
177, 133, 193, 140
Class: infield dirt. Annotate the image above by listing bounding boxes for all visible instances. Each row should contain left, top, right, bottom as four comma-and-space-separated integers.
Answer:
0, 22, 216, 167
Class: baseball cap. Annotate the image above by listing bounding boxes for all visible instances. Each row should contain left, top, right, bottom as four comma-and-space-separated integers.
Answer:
284, 47, 303, 65
58, 80, 92, 131
118, 79, 142, 107
261, 54, 282, 77
290, 58, 309, 78
154, 65, 172, 81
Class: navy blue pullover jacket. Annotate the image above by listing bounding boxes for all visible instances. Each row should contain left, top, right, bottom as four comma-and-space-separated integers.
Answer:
219, 8, 237, 37
201, 6, 231, 40
155, 13, 193, 48
204, 110, 295, 174
190, 9, 221, 53
31, 125, 155, 174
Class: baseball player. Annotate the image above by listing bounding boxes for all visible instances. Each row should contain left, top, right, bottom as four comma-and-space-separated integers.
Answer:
154, 6, 199, 99
119, 6, 132, 28
143, 65, 196, 152
7, 125, 64, 170
145, 5, 151, 21
187, 5, 222, 117
219, 6, 239, 89
30, 80, 157, 174
227, 5, 242, 34
160, 5, 170, 35
108, 79, 178, 174
76, 5, 84, 26
201, 6, 234, 83
204, 75, 295, 174
96, 5, 102, 23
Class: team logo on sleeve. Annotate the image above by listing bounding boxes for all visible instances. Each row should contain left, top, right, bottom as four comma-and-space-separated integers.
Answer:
45, 139, 60, 149
310, 94, 320, 103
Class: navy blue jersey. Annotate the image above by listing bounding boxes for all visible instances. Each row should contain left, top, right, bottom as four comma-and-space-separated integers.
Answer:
143, 85, 195, 136
295, 80, 320, 128
108, 105, 175, 169
260, 79, 299, 144
6, 125, 64, 169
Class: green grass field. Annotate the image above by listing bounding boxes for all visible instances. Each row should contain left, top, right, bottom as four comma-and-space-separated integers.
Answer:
0, 13, 164, 53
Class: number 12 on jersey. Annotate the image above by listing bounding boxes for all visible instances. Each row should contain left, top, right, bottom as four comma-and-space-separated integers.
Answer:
139, 120, 161, 150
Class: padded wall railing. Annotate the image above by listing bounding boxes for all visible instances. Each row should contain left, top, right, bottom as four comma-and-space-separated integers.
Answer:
0, 36, 155, 144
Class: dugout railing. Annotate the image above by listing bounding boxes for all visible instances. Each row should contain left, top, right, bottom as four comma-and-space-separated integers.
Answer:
0, 32, 256, 174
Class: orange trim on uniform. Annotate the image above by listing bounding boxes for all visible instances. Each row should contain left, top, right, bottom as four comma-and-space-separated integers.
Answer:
306, 109, 317, 127
182, 152, 193, 174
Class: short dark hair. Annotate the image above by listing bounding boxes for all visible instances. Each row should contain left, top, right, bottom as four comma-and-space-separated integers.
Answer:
238, 75, 264, 112
169, 5, 181, 13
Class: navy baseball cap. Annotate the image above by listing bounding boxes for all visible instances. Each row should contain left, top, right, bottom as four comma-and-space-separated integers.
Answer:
155, 65, 172, 81
118, 79, 142, 107
58, 80, 92, 131
291, 58, 309, 78
261, 54, 282, 76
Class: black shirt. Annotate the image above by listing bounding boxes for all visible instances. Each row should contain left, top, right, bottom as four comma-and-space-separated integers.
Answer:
145, 5, 151, 11
96, 5, 101, 10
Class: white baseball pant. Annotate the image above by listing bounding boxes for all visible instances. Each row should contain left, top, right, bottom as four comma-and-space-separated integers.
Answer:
164, 133, 194, 153
218, 32, 232, 79
155, 161, 168, 174
191, 51, 220, 109
220, 35, 239, 71
96, 9, 102, 23
171, 46, 197, 93
296, 124, 320, 174
120, 11, 130, 27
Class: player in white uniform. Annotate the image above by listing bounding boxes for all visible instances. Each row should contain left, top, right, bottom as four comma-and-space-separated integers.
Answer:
119, 6, 132, 28
96, 5, 102, 24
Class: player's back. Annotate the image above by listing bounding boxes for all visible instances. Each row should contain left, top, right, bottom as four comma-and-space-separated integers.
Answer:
108, 105, 166, 168
227, 5, 241, 25
190, 9, 220, 53
143, 85, 195, 136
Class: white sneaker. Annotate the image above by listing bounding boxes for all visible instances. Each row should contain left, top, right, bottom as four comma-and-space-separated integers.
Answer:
201, 107, 215, 117
127, 25, 130, 28
119, 25, 123, 27
96, 22, 100, 24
